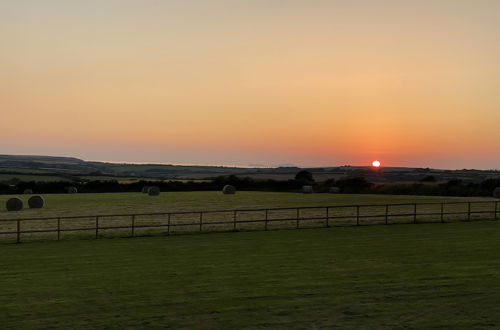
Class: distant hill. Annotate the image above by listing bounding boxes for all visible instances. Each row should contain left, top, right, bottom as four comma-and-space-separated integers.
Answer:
0, 154, 85, 165
0, 154, 498, 183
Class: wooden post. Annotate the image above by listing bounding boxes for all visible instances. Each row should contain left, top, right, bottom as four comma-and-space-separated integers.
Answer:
131, 215, 135, 237
296, 208, 300, 229
385, 205, 389, 225
356, 206, 360, 226
167, 214, 171, 235
413, 204, 417, 224
233, 210, 237, 231
495, 201, 498, 220
95, 216, 99, 239
440, 203, 444, 223
265, 209, 268, 231
199, 212, 203, 231
16, 219, 20, 243
326, 207, 329, 228
57, 217, 61, 241
467, 202, 471, 221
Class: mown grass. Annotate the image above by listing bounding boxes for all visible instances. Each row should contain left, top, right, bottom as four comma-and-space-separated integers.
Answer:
0, 192, 497, 243
0, 191, 493, 219
1, 221, 500, 328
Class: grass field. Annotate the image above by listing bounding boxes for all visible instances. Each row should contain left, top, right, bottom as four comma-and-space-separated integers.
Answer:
0, 191, 493, 219
0, 192, 497, 243
1, 221, 500, 328
0, 173, 73, 182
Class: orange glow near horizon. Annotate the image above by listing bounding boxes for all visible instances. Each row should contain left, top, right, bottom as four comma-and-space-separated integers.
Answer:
1, 1, 500, 169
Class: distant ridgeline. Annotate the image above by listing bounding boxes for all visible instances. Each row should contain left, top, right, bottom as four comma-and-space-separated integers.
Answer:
0, 154, 263, 178
0, 154, 499, 197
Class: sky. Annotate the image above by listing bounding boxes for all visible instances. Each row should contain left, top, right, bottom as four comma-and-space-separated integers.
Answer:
1, 0, 499, 169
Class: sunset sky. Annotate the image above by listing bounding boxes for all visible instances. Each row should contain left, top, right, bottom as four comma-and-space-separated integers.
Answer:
1, 0, 499, 169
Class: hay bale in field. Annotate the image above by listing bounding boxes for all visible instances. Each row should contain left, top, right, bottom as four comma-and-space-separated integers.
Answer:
141, 186, 150, 193
23, 189, 33, 195
6, 197, 23, 211
28, 195, 45, 209
494, 187, 500, 198
66, 186, 78, 194
328, 187, 340, 194
222, 185, 236, 194
148, 186, 160, 196
302, 185, 313, 194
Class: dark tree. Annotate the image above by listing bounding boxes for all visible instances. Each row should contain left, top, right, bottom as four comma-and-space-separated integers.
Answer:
420, 175, 436, 182
295, 170, 314, 183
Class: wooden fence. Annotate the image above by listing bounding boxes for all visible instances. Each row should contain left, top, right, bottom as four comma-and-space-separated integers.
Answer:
0, 200, 498, 243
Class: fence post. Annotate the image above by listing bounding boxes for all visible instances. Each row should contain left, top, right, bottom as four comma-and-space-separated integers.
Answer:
296, 208, 300, 229
326, 207, 329, 227
440, 203, 444, 223
356, 206, 360, 226
95, 216, 99, 239
167, 214, 171, 235
199, 212, 203, 231
16, 219, 20, 243
495, 201, 498, 220
413, 204, 417, 224
467, 202, 471, 221
233, 210, 237, 231
131, 215, 135, 237
57, 217, 61, 240
385, 205, 389, 225
265, 209, 268, 231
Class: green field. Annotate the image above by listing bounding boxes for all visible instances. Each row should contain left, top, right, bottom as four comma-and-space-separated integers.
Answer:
0, 173, 73, 182
0, 192, 493, 219
1, 221, 500, 328
0, 192, 497, 244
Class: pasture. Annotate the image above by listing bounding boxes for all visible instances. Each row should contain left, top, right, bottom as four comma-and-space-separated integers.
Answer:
0, 192, 497, 243
0, 191, 492, 219
1, 221, 500, 328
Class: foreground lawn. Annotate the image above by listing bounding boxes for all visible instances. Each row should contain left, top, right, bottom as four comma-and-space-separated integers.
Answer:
1, 221, 500, 328
0, 191, 492, 219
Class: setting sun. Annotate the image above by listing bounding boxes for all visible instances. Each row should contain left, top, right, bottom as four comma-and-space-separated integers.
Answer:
372, 160, 381, 168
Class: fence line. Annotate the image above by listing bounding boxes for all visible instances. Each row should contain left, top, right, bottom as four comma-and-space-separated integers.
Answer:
0, 200, 498, 243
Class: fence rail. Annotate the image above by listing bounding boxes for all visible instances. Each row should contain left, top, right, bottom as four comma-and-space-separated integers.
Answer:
0, 200, 498, 243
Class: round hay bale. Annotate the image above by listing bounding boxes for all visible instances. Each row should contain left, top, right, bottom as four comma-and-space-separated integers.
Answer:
141, 186, 150, 193
222, 185, 236, 194
67, 186, 78, 194
328, 187, 340, 194
23, 188, 33, 195
494, 187, 500, 199
302, 185, 313, 194
28, 195, 45, 209
148, 186, 160, 196
6, 197, 23, 211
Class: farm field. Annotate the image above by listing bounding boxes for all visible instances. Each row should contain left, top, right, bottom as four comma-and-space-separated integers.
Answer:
0, 173, 73, 182
0, 192, 498, 243
1, 221, 500, 328
0, 191, 493, 219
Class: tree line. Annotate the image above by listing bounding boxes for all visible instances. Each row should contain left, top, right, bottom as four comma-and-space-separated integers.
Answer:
0, 170, 499, 197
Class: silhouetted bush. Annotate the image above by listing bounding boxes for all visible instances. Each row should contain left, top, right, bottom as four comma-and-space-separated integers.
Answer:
336, 177, 373, 193
295, 170, 314, 184
421, 175, 436, 182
